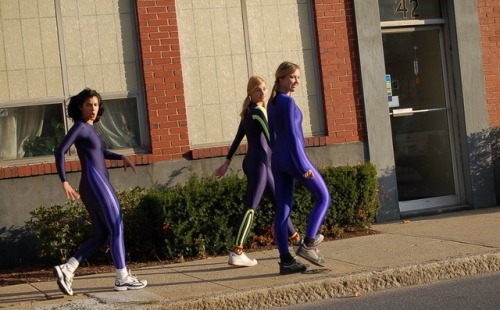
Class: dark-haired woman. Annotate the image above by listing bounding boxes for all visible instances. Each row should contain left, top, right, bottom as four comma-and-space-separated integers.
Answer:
53, 88, 147, 295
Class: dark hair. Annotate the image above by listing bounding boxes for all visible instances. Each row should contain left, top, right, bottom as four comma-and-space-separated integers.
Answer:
67, 88, 104, 123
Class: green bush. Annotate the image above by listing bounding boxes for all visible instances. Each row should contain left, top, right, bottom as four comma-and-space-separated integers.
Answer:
26, 162, 380, 264
25, 199, 91, 263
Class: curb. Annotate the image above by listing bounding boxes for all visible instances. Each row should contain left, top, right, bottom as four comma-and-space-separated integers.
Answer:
21, 252, 500, 310
157, 252, 500, 310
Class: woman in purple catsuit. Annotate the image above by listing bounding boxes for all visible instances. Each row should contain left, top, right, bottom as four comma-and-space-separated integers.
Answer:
268, 62, 331, 275
216, 76, 304, 267
53, 88, 147, 295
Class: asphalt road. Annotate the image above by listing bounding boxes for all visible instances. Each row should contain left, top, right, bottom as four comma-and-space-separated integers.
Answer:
275, 271, 500, 310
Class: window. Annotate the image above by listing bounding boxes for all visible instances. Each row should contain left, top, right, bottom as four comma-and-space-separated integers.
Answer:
0, 0, 146, 162
94, 98, 141, 149
176, 0, 323, 147
0, 103, 64, 159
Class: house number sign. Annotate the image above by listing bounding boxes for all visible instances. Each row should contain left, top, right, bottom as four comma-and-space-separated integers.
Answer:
395, 0, 420, 19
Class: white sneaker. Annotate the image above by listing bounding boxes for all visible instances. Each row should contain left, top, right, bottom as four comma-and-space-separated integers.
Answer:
114, 270, 148, 291
228, 252, 258, 267
53, 264, 74, 296
292, 234, 324, 253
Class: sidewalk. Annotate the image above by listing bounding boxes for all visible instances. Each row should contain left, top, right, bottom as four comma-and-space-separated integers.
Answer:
2, 207, 500, 310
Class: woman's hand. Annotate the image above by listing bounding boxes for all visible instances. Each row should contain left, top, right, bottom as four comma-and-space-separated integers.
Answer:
303, 169, 314, 179
215, 159, 231, 179
122, 156, 137, 174
62, 181, 80, 200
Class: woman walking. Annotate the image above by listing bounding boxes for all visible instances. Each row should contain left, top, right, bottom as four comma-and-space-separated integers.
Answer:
53, 88, 147, 295
268, 62, 331, 275
215, 76, 305, 267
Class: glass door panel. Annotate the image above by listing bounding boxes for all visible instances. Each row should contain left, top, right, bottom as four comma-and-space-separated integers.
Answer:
384, 28, 459, 212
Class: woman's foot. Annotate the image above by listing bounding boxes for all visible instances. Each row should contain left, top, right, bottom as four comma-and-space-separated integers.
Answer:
53, 264, 74, 296
228, 251, 258, 267
279, 258, 307, 275
114, 270, 147, 291
296, 244, 325, 267
292, 234, 324, 252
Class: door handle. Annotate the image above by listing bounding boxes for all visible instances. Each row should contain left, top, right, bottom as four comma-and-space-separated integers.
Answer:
390, 107, 448, 117
391, 108, 414, 117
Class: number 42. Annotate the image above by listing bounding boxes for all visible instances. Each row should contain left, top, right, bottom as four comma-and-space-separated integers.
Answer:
396, 0, 420, 19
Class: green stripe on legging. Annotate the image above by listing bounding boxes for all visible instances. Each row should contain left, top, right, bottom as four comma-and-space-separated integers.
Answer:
235, 209, 255, 247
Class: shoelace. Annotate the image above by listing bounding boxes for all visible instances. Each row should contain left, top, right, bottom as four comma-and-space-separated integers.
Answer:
125, 270, 141, 283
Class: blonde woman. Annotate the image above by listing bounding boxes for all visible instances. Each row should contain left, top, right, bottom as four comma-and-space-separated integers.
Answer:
215, 76, 302, 267
268, 62, 330, 275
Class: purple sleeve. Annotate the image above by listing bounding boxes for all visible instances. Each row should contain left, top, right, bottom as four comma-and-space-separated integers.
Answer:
283, 97, 309, 174
103, 149, 123, 160
54, 122, 84, 182
226, 121, 245, 160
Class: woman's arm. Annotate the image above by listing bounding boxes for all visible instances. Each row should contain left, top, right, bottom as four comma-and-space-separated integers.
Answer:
282, 96, 310, 175
215, 121, 245, 178
54, 122, 84, 199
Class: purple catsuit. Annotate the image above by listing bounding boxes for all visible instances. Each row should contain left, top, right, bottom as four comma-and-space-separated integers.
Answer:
226, 102, 296, 246
55, 120, 126, 269
268, 92, 331, 255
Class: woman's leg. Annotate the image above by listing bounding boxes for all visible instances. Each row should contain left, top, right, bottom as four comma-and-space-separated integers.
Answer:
273, 171, 295, 256
234, 162, 268, 250
297, 166, 331, 240
87, 167, 126, 270
265, 165, 296, 238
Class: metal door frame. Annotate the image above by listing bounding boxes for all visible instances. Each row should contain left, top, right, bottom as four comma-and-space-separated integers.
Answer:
383, 25, 462, 213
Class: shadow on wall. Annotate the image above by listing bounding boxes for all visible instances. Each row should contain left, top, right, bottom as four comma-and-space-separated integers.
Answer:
376, 165, 400, 222
0, 164, 190, 268
373, 127, 498, 222
0, 226, 37, 268
489, 127, 500, 205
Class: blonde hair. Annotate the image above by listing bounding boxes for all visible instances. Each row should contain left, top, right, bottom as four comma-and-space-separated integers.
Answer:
269, 61, 300, 104
240, 76, 266, 120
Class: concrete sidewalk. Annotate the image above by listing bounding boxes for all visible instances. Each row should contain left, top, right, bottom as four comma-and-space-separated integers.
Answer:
2, 207, 500, 309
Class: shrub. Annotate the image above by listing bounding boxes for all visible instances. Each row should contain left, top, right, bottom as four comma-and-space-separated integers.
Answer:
132, 174, 247, 261
25, 162, 380, 264
25, 200, 91, 263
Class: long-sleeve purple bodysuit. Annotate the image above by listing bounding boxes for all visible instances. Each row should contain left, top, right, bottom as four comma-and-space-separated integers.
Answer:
268, 92, 331, 255
55, 120, 126, 269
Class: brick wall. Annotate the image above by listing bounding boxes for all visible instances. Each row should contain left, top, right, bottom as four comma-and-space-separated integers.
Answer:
312, 0, 365, 144
479, 0, 500, 126
136, 0, 190, 161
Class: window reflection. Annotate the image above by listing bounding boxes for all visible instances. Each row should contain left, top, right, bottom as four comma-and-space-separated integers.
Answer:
94, 98, 141, 149
0, 104, 64, 159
